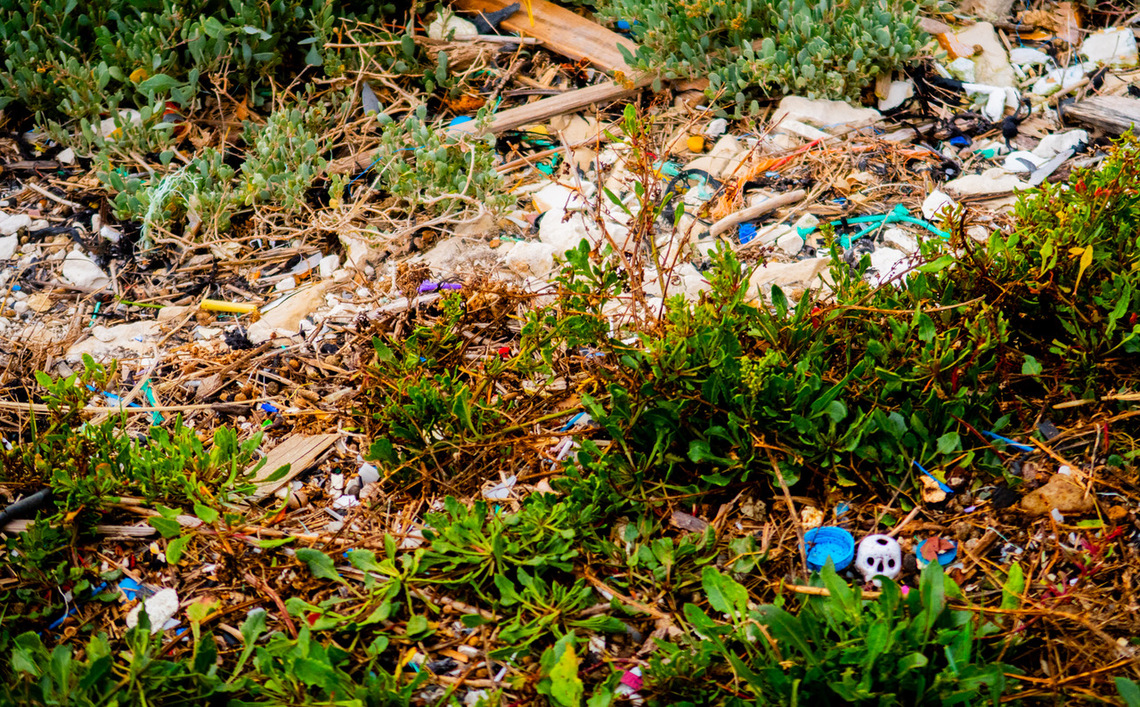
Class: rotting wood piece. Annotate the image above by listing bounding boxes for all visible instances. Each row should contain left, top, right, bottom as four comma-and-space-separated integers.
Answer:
452, 0, 638, 73
1064, 96, 1140, 136
251, 433, 339, 498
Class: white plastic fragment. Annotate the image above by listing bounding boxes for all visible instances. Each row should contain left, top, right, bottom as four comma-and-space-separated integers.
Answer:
482, 475, 517, 501
704, 118, 728, 138
855, 535, 902, 586
61, 247, 111, 290
318, 254, 340, 279
1032, 65, 1085, 97
878, 81, 914, 111
1003, 151, 1047, 173
1080, 28, 1139, 69
125, 588, 180, 634
1033, 130, 1087, 160
359, 463, 380, 485
1009, 47, 1052, 67
946, 57, 977, 84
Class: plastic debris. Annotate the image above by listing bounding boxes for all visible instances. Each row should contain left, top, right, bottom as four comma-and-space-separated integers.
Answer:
125, 588, 180, 634
803, 526, 855, 571
855, 534, 902, 586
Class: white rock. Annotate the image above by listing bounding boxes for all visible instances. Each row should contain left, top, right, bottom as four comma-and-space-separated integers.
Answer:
539, 209, 595, 254
0, 234, 16, 260
57, 147, 75, 165
943, 167, 1028, 198
274, 276, 296, 292
869, 247, 907, 287
12, 300, 28, 315
948, 22, 1016, 88
427, 13, 478, 40
772, 96, 880, 131
504, 241, 557, 279
1003, 151, 1047, 173
1033, 130, 1088, 160
1080, 28, 1139, 69
61, 247, 110, 290
883, 228, 919, 254
100, 225, 122, 243
1009, 47, 1052, 67
878, 81, 914, 111
0, 213, 31, 236
922, 190, 959, 221
747, 257, 831, 299
947, 57, 977, 84
318, 254, 340, 279
340, 233, 383, 268
1032, 65, 1085, 97
532, 182, 590, 212
125, 588, 179, 633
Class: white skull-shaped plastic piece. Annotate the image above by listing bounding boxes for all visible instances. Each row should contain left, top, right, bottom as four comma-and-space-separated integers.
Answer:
856, 534, 902, 586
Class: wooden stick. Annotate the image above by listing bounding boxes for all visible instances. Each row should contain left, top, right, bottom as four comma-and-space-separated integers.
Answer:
711, 189, 806, 238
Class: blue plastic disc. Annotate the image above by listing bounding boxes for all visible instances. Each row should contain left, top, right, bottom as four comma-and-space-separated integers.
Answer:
803, 526, 855, 572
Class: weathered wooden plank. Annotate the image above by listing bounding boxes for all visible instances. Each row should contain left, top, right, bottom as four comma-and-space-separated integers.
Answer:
1065, 95, 1140, 135
452, 0, 638, 73
251, 433, 339, 498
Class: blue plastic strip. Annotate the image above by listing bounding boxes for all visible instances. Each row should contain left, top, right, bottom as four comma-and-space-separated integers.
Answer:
913, 460, 954, 494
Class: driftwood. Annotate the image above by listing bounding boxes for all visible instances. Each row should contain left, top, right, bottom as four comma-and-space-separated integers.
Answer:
1064, 95, 1140, 135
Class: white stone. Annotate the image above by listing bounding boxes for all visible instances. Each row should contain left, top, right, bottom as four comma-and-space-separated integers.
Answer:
12, 300, 27, 315
61, 247, 110, 290
922, 190, 959, 221
869, 247, 907, 288
772, 96, 880, 131
539, 209, 595, 254
747, 257, 831, 299
1080, 28, 1139, 69
318, 254, 340, 279
1009, 47, 1052, 66
948, 22, 1016, 88
1033, 130, 1088, 160
427, 13, 478, 40
125, 588, 179, 633
503, 240, 557, 279
340, 233, 383, 268
57, 147, 75, 165
883, 228, 918, 254
1032, 65, 1085, 97
0, 213, 31, 236
274, 276, 296, 292
0, 234, 16, 260
878, 81, 914, 111
532, 182, 590, 212
855, 535, 902, 586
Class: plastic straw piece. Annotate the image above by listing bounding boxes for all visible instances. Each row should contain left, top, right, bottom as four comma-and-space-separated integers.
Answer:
982, 431, 1034, 452
200, 299, 258, 314
913, 460, 954, 494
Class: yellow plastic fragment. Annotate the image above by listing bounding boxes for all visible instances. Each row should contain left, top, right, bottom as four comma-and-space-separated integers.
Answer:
200, 299, 258, 315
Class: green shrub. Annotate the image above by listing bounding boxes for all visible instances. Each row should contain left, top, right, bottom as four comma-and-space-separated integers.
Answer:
599, 0, 933, 108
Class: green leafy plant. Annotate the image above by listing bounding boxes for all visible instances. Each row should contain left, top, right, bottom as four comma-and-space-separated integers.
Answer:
646, 563, 1010, 705
599, 0, 934, 108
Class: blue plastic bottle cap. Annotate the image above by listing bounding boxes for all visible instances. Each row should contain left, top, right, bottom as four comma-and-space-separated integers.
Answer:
616, 20, 632, 30
915, 538, 958, 568
803, 526, 855, 572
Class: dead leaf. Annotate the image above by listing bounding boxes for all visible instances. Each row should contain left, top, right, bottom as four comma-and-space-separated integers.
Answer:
921, 537, 955, 562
